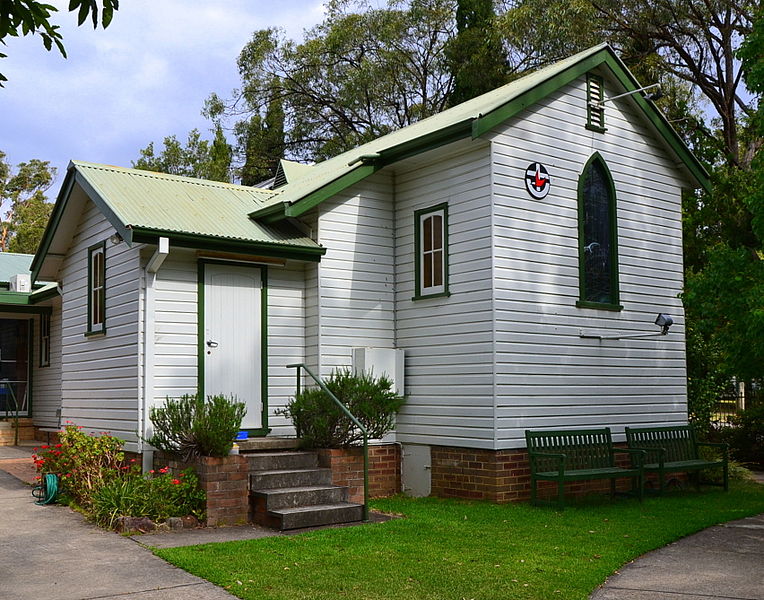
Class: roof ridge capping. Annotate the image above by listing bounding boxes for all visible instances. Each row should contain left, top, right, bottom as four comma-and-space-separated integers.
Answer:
249, 43, 709, 224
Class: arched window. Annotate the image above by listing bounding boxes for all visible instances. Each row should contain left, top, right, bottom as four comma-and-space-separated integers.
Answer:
577, 153, 621, 309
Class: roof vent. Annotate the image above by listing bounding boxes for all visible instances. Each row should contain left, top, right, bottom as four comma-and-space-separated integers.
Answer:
10, 274, 31, 292
272, 162, 288, 189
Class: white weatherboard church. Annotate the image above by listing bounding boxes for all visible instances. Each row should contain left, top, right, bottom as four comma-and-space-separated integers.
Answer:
0, 44, 707, 500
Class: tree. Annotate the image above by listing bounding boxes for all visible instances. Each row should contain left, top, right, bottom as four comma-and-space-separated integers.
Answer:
590, 0, 755, 167
133, 127, 232, 183
234, 91, 285, 186
445, 0, 507, 106
0, 151, 55, 253
206, 0, 456, 162
0, 0, 119, 86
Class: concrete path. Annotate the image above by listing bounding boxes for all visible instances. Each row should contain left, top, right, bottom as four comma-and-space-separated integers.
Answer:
0, 457, 238, 600
591, 513, 764, 600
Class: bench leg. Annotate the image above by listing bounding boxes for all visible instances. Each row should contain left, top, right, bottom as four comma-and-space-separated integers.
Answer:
658, 470, 665, 495
530, 477, 538, 506
610, 478, 616, 500
556, 477, 565, 510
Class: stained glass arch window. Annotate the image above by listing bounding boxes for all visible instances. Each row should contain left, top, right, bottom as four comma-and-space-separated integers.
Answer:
577, 153, 621, 309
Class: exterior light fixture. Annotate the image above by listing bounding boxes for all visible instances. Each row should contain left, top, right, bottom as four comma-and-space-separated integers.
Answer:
655, 313, 673, 335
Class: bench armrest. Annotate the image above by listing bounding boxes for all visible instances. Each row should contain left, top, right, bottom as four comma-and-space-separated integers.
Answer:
628, 444, 665, 466
612, 447, 647, 467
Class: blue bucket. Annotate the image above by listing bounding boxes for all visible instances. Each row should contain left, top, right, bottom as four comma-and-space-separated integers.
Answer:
235, 431, 249, 441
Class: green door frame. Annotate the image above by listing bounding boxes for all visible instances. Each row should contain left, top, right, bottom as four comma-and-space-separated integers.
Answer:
197, 259, 270, 436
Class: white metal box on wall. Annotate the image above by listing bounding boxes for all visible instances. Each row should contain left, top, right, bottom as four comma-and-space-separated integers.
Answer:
9, 274, 31, 292
351, 347, 405, 396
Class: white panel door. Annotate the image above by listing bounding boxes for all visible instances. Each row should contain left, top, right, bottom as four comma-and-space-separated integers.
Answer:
203, 263, 262, 430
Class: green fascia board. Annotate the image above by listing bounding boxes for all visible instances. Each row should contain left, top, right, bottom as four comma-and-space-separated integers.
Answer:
284, 163, 381, 220
255, 120, 472, 223
30, 285, 59, 304
130, 227, 326, 262
30, 169, 76, 282
253, 163, 382, 223
0, 292, 32, 305
73, 171, 134, 244
473, 49, 709, 193
471, 50, 609, 138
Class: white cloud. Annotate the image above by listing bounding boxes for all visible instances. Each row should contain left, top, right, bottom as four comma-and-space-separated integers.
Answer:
0, 0, 327, 187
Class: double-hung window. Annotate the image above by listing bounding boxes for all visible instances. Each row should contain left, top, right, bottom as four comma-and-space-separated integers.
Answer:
87, 242, 106, 334
40, 312, 50, 367
414, 203, 449, 299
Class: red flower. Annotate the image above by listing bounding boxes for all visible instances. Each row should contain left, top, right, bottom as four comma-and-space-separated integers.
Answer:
159, 467, 169, 474
149, 470, 155, 474
171, 479, 181, 485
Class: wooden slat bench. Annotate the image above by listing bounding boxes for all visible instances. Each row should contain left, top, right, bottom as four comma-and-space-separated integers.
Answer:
525, 428, 645, 509
625, 425, 728, 493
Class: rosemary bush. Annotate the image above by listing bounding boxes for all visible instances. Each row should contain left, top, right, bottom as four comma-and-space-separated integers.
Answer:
279, 369, 405, 448
148, 394, 246, 459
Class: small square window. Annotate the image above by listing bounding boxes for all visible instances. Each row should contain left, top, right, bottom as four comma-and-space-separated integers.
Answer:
414, 204, 449, 300
87, 242, 106, 334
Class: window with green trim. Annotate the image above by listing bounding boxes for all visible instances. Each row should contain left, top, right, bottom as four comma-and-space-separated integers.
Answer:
414, 204, 449, 299
40, 313, 50, 367
578, 154, 620, 309
87, 242, 106, 334
586, 74, 606, 131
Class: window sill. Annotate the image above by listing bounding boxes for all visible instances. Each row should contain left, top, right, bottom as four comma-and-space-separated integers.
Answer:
85, 328, 107, 338
585, 124, 607, 133
576, 300, 623, 312
412, 290, 451, 301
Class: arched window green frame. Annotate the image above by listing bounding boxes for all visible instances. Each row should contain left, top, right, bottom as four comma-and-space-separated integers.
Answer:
576, 153, 622, 310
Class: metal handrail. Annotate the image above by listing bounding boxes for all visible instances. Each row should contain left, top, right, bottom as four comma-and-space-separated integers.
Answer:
286, 363, 369, 521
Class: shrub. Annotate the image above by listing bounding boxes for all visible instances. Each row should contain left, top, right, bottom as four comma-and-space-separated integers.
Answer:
279, 369, 405, 448
91, 466, 205, 528
148, 394, 246, 460
33, 424, 126, 509
721, 404, 764, 467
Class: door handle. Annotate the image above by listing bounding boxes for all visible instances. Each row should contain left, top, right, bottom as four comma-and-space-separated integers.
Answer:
206, 340, 219, 348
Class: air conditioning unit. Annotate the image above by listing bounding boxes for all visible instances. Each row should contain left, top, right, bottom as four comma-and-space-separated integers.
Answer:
351, 347, 405, 396
9, 274, 31, 292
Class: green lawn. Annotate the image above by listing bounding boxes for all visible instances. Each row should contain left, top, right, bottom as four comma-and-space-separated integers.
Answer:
155, 483, 764, 600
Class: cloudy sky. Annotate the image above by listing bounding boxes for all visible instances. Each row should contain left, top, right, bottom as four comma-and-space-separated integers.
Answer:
0, 0, 326, 190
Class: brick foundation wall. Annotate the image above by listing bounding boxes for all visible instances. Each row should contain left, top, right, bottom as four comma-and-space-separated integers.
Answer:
430, 445, 676, 504
154, 453, 249, 526
318, 444, 401, 504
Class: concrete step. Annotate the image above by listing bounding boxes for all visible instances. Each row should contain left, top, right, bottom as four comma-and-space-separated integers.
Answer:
250, 468, 332, 490
238, 437, 300, 452
251, 485, 347, 510
247, 451, 318, 472
272, 503, 364, 530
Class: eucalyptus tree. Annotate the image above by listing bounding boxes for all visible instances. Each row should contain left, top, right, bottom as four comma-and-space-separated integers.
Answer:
0, 151, 55, 253
205, 0, 457, 163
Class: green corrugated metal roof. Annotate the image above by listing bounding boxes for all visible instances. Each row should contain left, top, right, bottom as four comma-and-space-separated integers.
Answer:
71, 161, 320, 249
0, 253, 34, 283
252, 43, 709, 221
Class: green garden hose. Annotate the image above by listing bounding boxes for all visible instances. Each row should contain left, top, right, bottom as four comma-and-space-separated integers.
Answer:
32, 473, 59, 505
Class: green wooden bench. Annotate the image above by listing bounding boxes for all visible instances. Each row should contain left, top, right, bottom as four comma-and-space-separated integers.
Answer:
625, 425, 729, 494
525, 428, 645, 509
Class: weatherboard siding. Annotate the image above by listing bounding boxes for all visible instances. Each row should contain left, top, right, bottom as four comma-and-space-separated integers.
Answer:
31, 299, 62, 428
59, 200, 141, 446
150, 250, 305, 436
313, 172, 396, 379
488, 75, 687, 448
393, 141, 496, 449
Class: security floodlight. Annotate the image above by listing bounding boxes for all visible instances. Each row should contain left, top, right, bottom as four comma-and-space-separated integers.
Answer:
655, 313, 673, 335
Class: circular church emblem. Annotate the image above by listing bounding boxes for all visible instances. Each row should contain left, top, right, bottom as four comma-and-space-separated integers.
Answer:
525, 163, 551, 199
